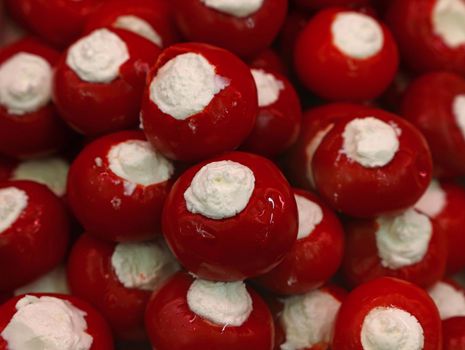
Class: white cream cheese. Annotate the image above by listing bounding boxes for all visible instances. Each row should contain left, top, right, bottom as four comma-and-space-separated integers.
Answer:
294, 194, 323, 240
0, 187, 28, 234
111, 241, 179, 291
187, 279, 253, 326
113, 15, 163, 47
0, 52, 52, 115
342, 117, 399, 168
14, 266, 69, 296
414, 180, 446, 218
361, 307, 424, 350
108, 140, 174, 188
149, 52, 229, 120
1, 295, 93, 350
305, 124, 334, 188
251, 68, 284, 107
184, 160, 255, 220
66, 29, 130, 83
12, 157, 69, 197
280, 289, 341, 350
428, 281, 465, 320
432, 0, 465, 48
452, 94, 465, 141
375, 209, 433, 270
200, 0, 264, 18
331, 12, 384, 59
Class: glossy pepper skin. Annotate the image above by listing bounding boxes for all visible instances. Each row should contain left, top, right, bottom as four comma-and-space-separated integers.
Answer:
0, 293, 114, 350
172, 0, 287, 58
312, 109, 433, 218
53, 29, 161, 136
430, 182, 465, 274
386, 0, 465, 75
332, 277, 442, 350
67, 131, 173, 242
402, 72, 465, 176
67, 234, 154, 341
84, 0, 179, 48
292, 0, 370, 10
242, 68, 302, 158
0, 38, 72, 159
163, 152, 298, 281
443, 317, 465, 350
5, 0, 108, 48
0, 181, 69, 292
294, 7, 398, 101
145, 272, 275, 350
342, 214, 447, 289
286, 102, 371, 190
141, 43, 258, 162
254, 189, 344, 295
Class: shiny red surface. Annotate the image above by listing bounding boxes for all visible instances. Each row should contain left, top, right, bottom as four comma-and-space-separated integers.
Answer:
0, 181, 69, 291
333, 277, 442, 350
255, 189, 344, 295
427, 182, 465, 275
0, 293, 114, 349
141, 43, 258, 162
402, 72, 465, 176
293, 0, 370, 10
0, 37, 72, 159
163, 152, 298, 281
172, 0, 287, 57
294, 7, 398, 101
273, 285, 347, 350
386, 0, 465, 75
286, 102, 370, 189
67, 233, 153, 341
84, 0, 179, 48
248, 49, 288, 76
241, 69, 301, 157
443, 317, 465, 350
53, 29, 161, 136
312, 109, 433, 217
67, 131, 173, 242
145, 272, 275, 350
342, 213, 447, 288
5, 0, 108, 48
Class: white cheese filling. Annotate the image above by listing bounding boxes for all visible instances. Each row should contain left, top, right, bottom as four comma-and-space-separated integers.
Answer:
432, 0, 465, 48
14, 266, 69, 296
12, 157, 69, 197
414, 180, 446, 218
280, 289, 341, 350
0, 52, 52, 115
1, 295, 93, 350
66, 29, 129, 83
361, 307, 424, 350
428, 281, 465, 320
184, 160, 255, 220
149, 52, 229, 120
187, 279, 253, 326
111, 241, 179, 291
375, 209, 433, 270
294, 194, 323, 240
251, 68, 284, 107
342, 117, 399, 168
331, 12, 384, 59
305, 124, 334, 188
113, 15, 163, 47
108, 140, 174, 191
200, 0, 264, 18
452, 94, 465, 142
0, 187, 28, 234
